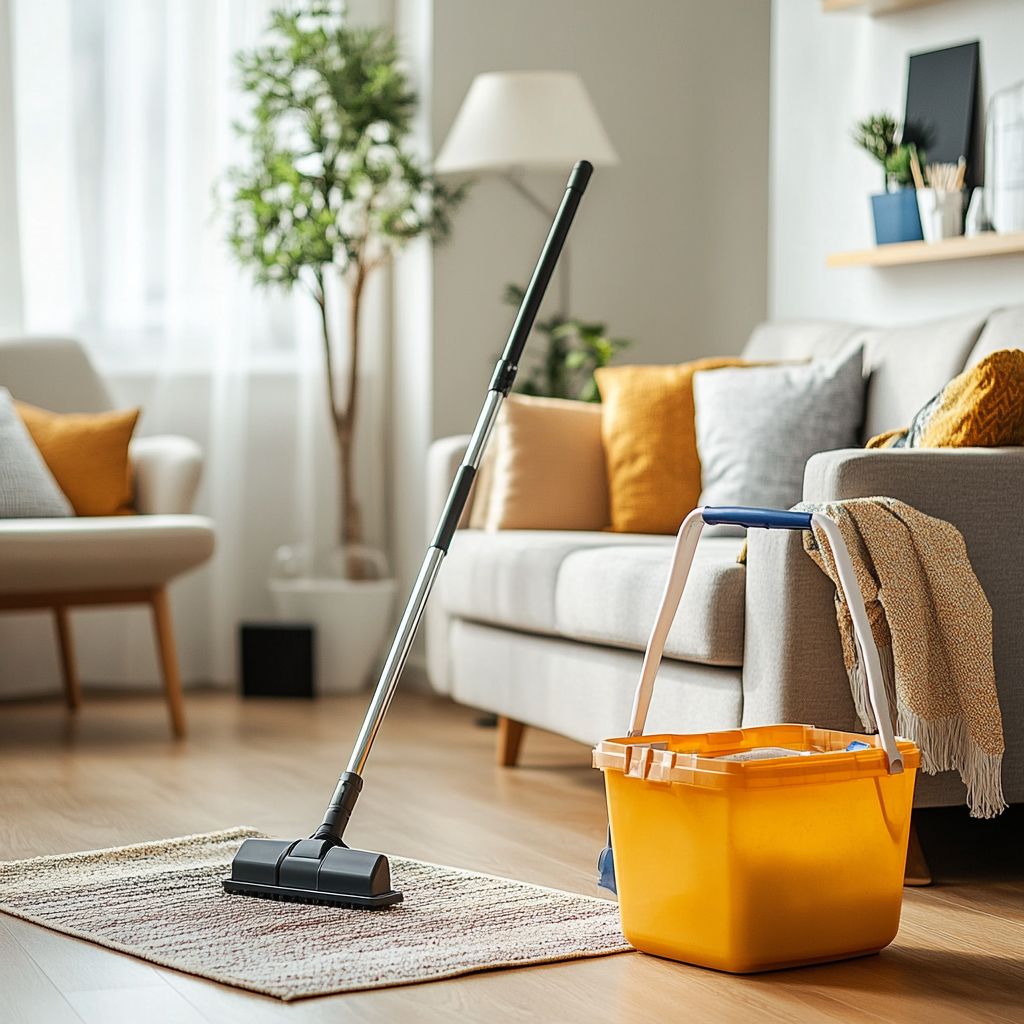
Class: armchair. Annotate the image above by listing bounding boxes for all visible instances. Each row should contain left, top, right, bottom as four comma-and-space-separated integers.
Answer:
0, 337, 215, 737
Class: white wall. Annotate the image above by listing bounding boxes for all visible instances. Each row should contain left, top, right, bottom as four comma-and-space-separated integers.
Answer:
771, 0, 1024, 325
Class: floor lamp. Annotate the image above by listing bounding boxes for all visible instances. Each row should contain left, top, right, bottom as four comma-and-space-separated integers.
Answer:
434, 71, 618, 318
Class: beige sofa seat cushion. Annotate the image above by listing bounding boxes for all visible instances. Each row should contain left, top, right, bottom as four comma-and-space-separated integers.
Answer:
0, 515, 215, 593
555, 537, 745, 666
440, 530, 745, 666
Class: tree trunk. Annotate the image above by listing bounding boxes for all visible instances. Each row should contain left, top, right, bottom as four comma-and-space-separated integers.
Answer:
316, 263, 368, 576
338, 265, 365, 554
337, 422, 362, 550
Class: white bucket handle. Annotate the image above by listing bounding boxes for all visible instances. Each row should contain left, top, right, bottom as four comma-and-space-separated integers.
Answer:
626, 506, 903, 774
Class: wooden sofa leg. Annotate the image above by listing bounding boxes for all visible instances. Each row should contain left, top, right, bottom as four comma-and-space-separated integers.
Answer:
904, 817, 932, 886
150, 588, 186, 739
53, 607, 82, 711
497, 716, 526, 767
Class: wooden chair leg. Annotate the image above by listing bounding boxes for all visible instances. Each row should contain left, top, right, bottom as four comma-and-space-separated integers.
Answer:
904, 817, 932, 886
496, 716, 526, 767
149, 588, 186, 739
52, 607, 81, 711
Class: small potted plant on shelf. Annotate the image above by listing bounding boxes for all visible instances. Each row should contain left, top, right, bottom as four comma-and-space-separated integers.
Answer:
853, 112, 923, 245
224, 2, 464, 692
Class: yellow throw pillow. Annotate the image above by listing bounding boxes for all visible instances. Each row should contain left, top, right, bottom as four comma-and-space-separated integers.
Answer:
15, 402, 140, 516
595, 359, 750, 534
484, 394, 609, 531
867, 349, 1024, 449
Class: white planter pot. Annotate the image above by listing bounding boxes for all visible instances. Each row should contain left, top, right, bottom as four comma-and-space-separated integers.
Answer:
269, 577, 397, 694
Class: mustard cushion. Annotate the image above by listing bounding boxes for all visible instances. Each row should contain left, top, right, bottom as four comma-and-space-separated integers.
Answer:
867, 349, 1024, 449
595, 359, 750, 534
15, 402, 140, 516
484, 394, 609, 531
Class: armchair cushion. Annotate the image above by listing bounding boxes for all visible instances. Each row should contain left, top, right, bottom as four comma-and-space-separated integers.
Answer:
130, 435, 204, 514
0, 515, 215, 593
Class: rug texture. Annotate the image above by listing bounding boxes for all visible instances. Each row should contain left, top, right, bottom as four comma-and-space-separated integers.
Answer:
0, 828, 630, 1000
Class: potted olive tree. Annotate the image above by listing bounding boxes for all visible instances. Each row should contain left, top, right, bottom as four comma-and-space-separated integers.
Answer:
225, 3, 463, 691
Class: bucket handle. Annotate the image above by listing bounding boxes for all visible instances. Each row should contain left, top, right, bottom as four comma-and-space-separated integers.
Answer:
626, 506, 904, 775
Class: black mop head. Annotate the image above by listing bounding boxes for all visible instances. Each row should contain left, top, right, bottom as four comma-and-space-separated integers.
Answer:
222, 837, 403, 908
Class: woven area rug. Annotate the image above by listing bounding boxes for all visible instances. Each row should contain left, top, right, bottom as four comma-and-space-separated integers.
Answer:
0, 828, 630, 1000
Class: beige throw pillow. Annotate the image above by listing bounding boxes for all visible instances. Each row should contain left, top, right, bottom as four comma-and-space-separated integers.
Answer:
483, 395, 609, 531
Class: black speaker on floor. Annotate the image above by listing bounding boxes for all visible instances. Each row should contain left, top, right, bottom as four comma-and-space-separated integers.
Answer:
239, 622, 315, 698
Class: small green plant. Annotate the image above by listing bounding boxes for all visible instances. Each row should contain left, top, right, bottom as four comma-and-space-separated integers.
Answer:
503, 284, 631, 403
224, 2, 465, 556
852, 112, 918, 190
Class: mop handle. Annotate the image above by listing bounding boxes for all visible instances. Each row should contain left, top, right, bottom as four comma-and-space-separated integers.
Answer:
311, 161, 593, 844
626, 506, 904, 775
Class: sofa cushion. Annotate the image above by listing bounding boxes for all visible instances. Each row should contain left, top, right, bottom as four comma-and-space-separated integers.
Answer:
693, 346, 866, 520
966, 305, 1024, 366
441, 530, 746, 667
742, 320, 862, 362
741, 312, 988, 443
858, 311, 988, 440
485, 395, 609, 531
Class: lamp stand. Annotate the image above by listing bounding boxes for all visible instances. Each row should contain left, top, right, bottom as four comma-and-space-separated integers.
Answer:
502, 171, 571, 319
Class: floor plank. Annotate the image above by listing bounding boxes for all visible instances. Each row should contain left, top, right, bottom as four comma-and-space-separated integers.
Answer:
0, 918, 84, 1024
1, 690, 1022, 1023
67, 986, 209, 1024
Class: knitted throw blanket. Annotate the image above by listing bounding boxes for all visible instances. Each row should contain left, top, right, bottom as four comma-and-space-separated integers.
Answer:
798, 498, 1005, 817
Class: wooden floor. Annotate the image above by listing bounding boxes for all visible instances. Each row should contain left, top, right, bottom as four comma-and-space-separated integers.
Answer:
0, 691, 1022, 1023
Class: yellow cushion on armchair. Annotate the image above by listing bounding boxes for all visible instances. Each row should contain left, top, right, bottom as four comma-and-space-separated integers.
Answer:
16, 401, 140, 516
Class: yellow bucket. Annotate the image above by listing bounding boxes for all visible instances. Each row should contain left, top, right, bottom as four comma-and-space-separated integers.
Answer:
595, 725, 919, 972
594, 507, 920, 973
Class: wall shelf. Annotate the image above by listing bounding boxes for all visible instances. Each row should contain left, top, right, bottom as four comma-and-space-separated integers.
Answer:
822, 0, 943, 15
826, 232, 1024, 268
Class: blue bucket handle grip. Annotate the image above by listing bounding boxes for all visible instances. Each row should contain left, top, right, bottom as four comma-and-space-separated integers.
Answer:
701, 506, 813, 531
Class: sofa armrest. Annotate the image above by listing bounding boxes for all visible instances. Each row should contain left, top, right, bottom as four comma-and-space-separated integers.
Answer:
426, 435, 473, 540
744, 447, 1024, 805
130, 435, 203, 514
803, 445, 1024, 521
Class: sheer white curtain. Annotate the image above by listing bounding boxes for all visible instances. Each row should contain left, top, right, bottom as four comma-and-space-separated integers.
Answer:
2, 0, 388, 690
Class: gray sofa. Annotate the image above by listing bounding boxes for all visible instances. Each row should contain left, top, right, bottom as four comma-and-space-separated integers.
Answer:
426, 307, 1024, 809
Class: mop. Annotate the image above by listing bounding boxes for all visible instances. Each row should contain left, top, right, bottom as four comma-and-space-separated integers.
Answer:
223, 160, 593, 908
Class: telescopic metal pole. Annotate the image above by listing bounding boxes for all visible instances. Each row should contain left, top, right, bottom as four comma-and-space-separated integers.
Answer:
312, 160, 594, 845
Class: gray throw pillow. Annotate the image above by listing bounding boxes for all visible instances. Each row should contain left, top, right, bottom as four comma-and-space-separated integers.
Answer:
693, 345, 865, 518
0, 387, 73, 518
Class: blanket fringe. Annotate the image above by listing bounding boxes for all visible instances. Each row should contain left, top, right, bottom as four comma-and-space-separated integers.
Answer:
849, 653, 1006, 819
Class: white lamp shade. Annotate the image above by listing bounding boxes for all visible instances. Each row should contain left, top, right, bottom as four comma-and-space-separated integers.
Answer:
435, 71, 619, 174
